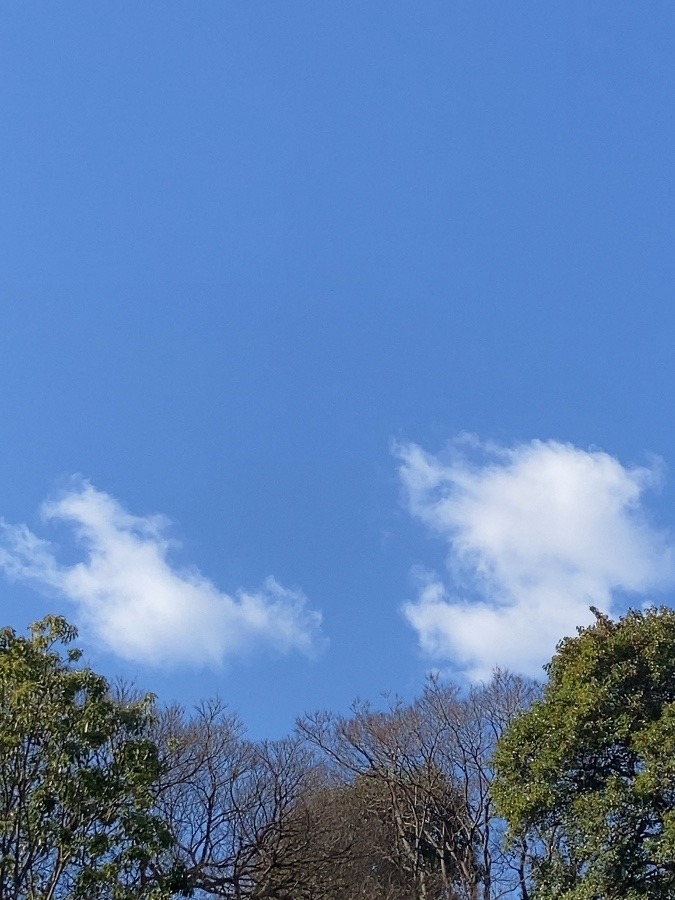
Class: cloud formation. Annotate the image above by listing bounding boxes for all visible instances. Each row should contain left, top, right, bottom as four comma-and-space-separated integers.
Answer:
396, 437, 674, 679
0, 482, 324, 668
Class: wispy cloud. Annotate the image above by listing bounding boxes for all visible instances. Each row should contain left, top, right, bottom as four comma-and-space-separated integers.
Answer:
0, 482, 324, 668
395, 437, 674, 679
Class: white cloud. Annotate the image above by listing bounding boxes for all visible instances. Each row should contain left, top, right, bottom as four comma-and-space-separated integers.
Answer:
395, 437, 674, 679
0, 482, 324, 668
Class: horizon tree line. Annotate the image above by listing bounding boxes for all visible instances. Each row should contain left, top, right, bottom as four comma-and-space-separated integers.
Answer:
1, 607, 673, 899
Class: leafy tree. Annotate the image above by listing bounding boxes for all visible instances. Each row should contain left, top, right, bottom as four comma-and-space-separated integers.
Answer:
494, 607, 675, 900
0, 615, 177, 899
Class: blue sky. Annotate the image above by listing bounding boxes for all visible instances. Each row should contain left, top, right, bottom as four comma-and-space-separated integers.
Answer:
2, 3, 675, 737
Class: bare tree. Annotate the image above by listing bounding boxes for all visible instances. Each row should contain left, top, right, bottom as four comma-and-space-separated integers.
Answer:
153, 699, 332, 900
150, 674, 538, 900
421, 670, 540, 900
298, 697, 478, 900
299, 671, 539, 900
284, 771, 435, 900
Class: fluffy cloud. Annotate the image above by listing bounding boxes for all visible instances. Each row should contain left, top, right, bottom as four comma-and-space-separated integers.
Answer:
0, 482, 324, 668
396, 437, 674, 679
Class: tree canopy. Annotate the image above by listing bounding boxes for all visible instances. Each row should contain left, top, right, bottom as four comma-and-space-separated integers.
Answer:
5, 606, 675, 900
494, 607, 675, 900
0, 615, 177, 899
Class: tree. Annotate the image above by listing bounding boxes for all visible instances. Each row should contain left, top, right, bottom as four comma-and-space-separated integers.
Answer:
154, 698, 325, 899
0, 615, 177, 899
277, 770, 437, 900
299, 671, 538, 900
494, 607, 675, 900
421, 670, 539, 900
299, 697, 483, 900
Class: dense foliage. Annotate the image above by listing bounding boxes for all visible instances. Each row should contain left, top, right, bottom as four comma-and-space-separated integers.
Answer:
0, 616, 176, 899
494, 607, 675, 900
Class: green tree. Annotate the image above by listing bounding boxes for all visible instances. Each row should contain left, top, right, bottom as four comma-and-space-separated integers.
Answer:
0, 615, 177, 899
494, 607, 675, 900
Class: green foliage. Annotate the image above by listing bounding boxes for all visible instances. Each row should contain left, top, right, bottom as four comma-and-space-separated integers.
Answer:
494, 607, 675, 900
0, 615, 176, 899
